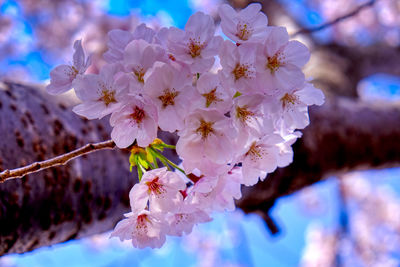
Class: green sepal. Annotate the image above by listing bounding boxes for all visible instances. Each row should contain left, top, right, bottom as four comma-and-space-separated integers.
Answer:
138, 155, 149, 169
145, 147, 155, 163
233, 91, 242, 98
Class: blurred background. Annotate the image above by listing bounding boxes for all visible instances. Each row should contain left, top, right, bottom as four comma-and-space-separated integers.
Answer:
1, 0, 400, 266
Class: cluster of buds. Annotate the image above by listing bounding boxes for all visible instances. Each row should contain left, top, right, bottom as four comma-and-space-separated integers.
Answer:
46, 3, 324, 248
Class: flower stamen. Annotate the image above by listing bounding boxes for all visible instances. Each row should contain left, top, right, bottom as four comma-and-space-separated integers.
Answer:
202, 88, 223, 107
99, 89, 117, 106
130, 106, 146, 124
196, 119, 215, 139
158, 88, 179, 108
133, 67, 145, 83
266, 53, 284, 74
280, 93, 299, 109
145, 177, 166, 195
245, 142, 265, 161
232, 63, 251, 81
236, 105, 255, 124
236, 22, 252, 41
188, 37, 204, 58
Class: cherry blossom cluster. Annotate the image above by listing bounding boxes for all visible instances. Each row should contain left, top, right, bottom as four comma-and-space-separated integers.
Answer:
46, 3, 324, 249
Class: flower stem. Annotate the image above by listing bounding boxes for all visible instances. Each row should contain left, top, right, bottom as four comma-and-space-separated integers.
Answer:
149, 147, 186, 175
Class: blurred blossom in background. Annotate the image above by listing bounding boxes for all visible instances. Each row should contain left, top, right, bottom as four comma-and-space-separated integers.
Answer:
1, 0, 400, 266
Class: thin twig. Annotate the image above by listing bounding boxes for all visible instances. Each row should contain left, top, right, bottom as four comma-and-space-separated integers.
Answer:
292, 0, 376, 37
0, 140, 116, 183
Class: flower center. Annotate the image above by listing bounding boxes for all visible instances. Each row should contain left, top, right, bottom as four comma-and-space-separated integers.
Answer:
245, 142, 265, 161
236, 105, 255, 124
196, 119, 215, 139
175, 213, 189, 224
158, 88, 179, 108
266, 53, 283, 74
71, 66, 79, 75
202, 88, 223, 108
168, 54, 176, 61
145, 177, 166, 195
136, 214, 150, 229
236, 22, 252, 41
130, 106, 146, 124
232, 63, 251, 81
133, 67, 145, 83
280, 93, 299, 109
188, 37, 205, 58
99, 89, 117, 106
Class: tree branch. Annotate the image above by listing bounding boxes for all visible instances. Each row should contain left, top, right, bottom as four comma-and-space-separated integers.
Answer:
0, 140, 115, 183
292, 0, 376, 37
237, 97, 400, 214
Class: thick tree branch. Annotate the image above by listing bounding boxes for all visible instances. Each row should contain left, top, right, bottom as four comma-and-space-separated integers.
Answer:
0, 82, 399, 255
0, 140, 115, 183
237, 97, 400, 213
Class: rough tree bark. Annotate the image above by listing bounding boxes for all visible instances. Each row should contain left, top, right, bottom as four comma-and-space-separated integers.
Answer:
0, 81, 399, 255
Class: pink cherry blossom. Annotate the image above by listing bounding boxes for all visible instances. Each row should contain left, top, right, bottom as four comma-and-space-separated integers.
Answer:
110, 210, 167, 249
190, 167, 243, 212
123, 39, 166, 91
231, 94, 274, 143
212, 167, 243, 211
277, 131, 302, 168
104, 23, 156, 63
47, 40, 91, 95
219, 3, 269, 44
144, 62, 196, 132
186, 167, 242, 212
256, 26, 310, 93
132, 23, 156, 43
219, 40, 258, 94
103, 29, 134, 63
110, 95, 158, 148
166, 203, 211, 236
72, 63, 128, 119
176, 109, 237, 175
129, 167, 187, 212
239, 134, 283, 186
194, 72, 233, 113
45, 3, 324, 250
273, 82, 325, 131
181, 155, 232, 177
167, 12, 223, 73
